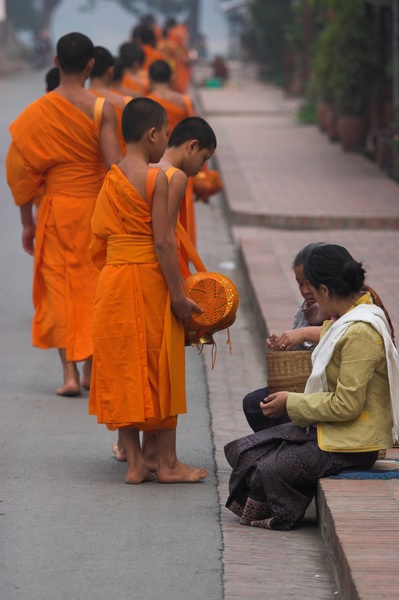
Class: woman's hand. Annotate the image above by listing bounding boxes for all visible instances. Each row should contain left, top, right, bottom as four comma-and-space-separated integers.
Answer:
260, 391, 289, 418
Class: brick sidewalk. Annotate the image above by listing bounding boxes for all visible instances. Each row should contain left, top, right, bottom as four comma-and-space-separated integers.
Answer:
195, 62, 399, 600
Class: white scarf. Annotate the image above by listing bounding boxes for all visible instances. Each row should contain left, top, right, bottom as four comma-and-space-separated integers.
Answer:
304, 304, 399, 444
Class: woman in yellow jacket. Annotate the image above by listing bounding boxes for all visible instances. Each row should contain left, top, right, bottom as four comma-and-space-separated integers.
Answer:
225, 242, 399, 530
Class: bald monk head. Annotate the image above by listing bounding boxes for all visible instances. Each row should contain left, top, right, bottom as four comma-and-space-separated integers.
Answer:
122, 97, 167, 144
149, 60, 172, 85
56, 32, 94, 76
90, 46, 115, 84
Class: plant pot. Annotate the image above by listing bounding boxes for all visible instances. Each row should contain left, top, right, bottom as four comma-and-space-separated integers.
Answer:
338, 116, 368, 152
317, 102, 333, 132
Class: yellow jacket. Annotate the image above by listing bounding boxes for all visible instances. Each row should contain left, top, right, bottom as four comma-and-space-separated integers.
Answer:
287, 295, 392, 452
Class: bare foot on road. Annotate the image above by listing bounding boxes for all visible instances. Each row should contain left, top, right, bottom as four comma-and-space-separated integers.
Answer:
56, 380, 81, 397
157, 461, 208, 483
125, 466, 156, 484
112, 442, 127, 462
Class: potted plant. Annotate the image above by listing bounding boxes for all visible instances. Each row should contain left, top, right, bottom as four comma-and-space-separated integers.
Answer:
311, 19, 340, 139
331, 5, 379, 151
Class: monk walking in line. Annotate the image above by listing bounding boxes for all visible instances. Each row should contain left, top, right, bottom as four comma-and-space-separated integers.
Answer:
118, 42, 148, 96
89, 97, 208, 484
89, 45, 133, 154
6, 32, 121, 397
146, 59, 195, 134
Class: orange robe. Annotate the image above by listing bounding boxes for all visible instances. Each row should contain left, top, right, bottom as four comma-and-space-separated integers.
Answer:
121, 71, 149, 95
6, 92, 106, 361
146, 92, 193, 134
90, 89, 130, 155
168, 25, 191, 94
142, 44, 167, 73
89, 166, 185, 431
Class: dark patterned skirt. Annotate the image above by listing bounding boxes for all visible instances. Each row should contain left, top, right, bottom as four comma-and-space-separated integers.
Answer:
224, 422, 378, 530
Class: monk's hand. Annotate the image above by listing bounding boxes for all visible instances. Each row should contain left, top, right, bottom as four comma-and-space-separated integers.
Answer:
172, 297, 203, 322
260, 391, 289, 419
22, 224, 36, 256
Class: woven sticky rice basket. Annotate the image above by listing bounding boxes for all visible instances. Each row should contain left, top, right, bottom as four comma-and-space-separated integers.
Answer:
266, 349, 313, 394
183, 271, 239, 342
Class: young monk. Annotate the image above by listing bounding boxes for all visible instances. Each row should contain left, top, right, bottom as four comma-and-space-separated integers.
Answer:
6, 32, 121, 397
124, 116, 218, 468
89, 98, 208, 484
89, 46, 133, 154
146, 59, 194, 134
146, 60, 197, 242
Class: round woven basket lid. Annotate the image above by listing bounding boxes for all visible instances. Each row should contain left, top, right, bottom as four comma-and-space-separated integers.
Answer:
183, 271, 239, 333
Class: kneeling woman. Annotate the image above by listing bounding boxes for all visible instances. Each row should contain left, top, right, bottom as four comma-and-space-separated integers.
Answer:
225, 243, 399, 530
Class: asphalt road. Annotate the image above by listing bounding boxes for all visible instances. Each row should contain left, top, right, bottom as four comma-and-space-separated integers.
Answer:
0, 68, 223, 600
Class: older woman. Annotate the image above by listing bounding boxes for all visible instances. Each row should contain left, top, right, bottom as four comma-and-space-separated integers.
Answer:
225, 243, 399, 530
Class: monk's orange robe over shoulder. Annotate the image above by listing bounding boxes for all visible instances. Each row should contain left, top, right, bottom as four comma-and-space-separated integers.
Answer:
89, 166, 186, 431
142, 44, 167, 73
121, 71, 149, 95
90, 89, 130, 155
6, 92, 106, 361
146, 92, 193, 134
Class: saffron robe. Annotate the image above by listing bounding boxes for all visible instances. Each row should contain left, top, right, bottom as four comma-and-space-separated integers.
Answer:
90, 89, 130, 154
146, 91, 193, 134
89, 166, 185, 431
142, 44, 167, 73
121, 71, 149, 96
6, 92, 107, 361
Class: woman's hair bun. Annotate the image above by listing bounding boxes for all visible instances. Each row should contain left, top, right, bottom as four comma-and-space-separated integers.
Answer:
343, 260, 365, 290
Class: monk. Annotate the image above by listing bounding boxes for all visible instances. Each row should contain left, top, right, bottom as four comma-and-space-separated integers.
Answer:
6, 32, 121, 396
146, 60, 197, 244
89, 97, 208, 484
136, 25, 167, 73
109, 58, 135, 97
119, 42, 148, 95
157, 116, 216, 256
131, 116, 218, 466
89, 45, 133, 154
167, 20, 192, 94
146, 59, 194, 134
112, 116, 217, 466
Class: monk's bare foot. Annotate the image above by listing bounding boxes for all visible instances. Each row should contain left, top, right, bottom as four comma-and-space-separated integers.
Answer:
81, 359, 92, 390
125, 466, 156, 484
157, 461, 208, 483
112, 442, 127, 462
142, 432, 158, 472
56, 380, 81, 397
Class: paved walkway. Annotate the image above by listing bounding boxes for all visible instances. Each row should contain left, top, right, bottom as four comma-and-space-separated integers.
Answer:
195, 62, 399, 599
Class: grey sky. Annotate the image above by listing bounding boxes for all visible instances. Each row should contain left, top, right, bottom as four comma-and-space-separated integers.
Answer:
52, 0, 228, 56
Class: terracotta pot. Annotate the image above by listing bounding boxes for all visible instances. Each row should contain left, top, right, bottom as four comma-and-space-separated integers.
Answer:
338, 116, 368, 151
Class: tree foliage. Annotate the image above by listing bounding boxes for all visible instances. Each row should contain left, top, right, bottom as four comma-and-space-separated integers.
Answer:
80, 0, 188, 16
6, 0, 63, 33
